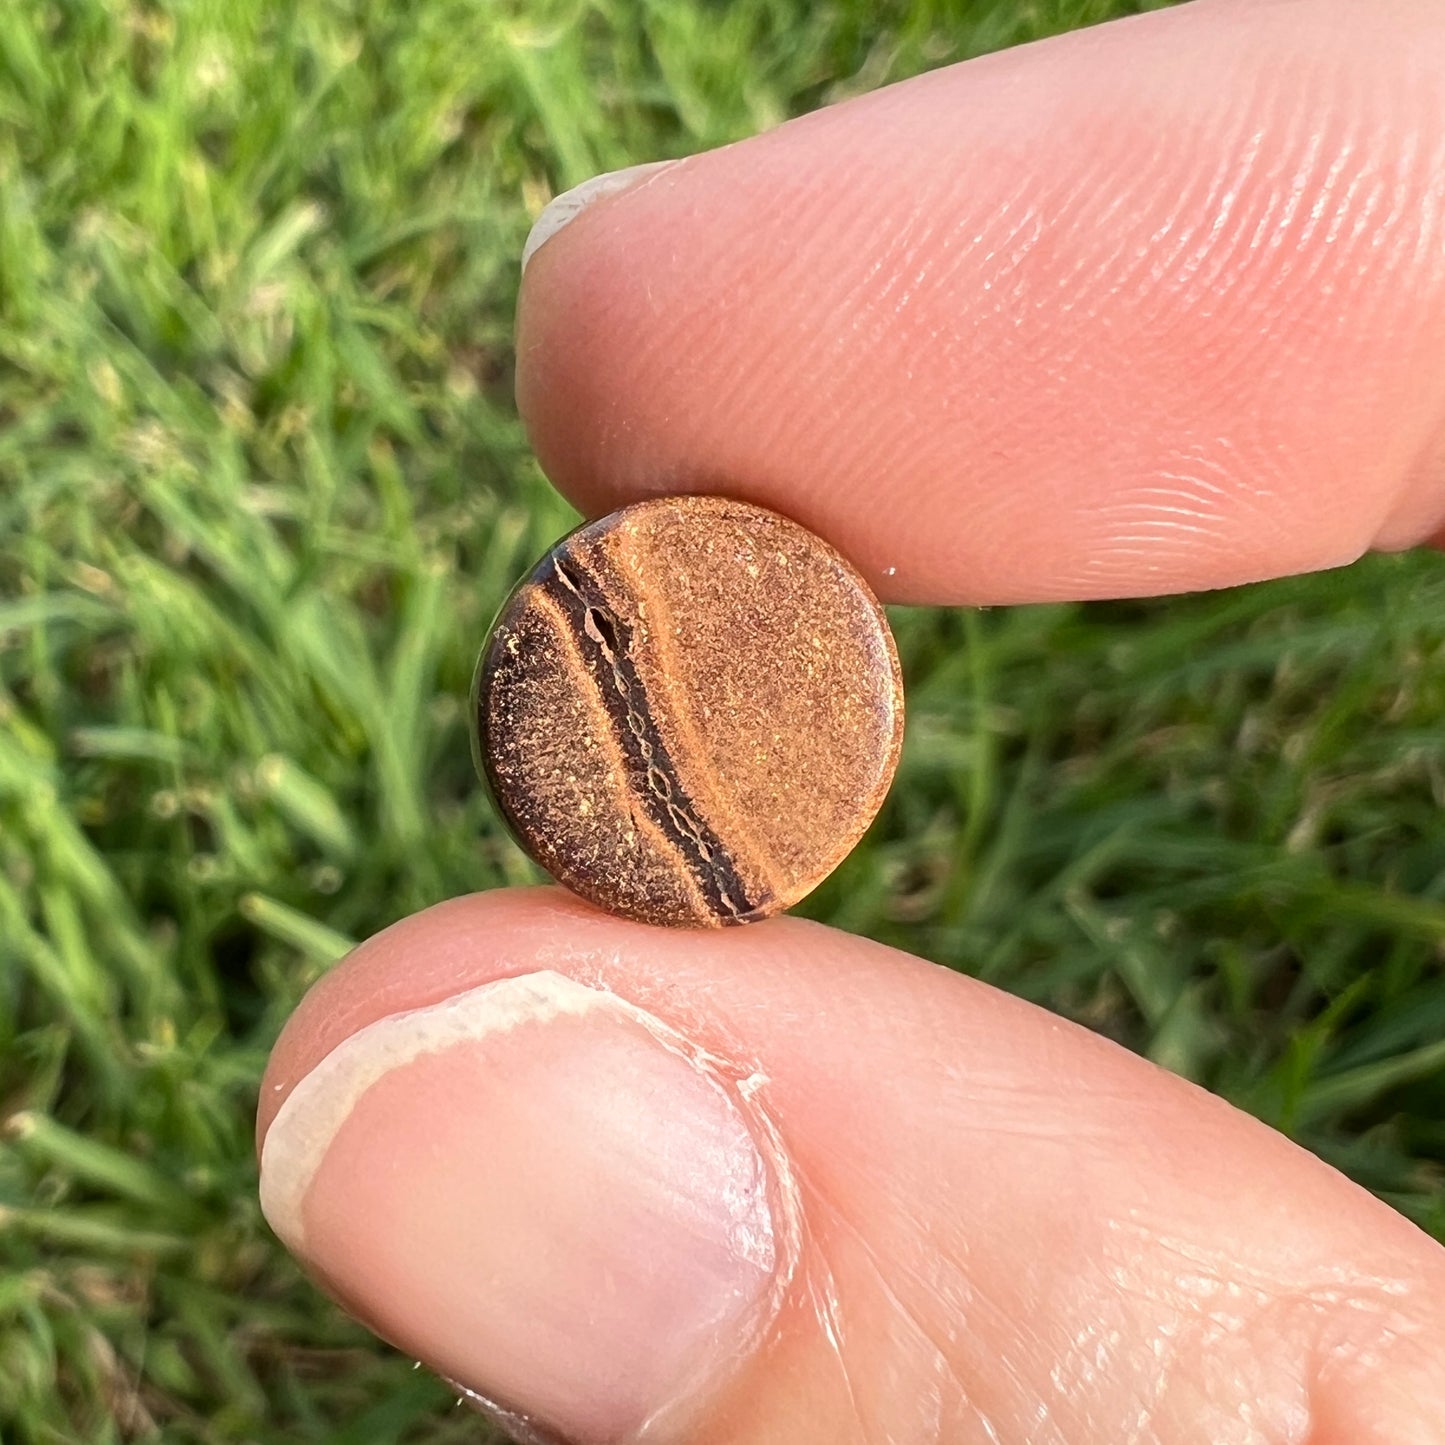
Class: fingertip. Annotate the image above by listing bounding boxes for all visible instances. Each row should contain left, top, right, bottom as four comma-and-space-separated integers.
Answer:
516, 0, 1445, 604
259, 888, 1445, 1443
520, 160, 682, 275
257, 888, 603, 1146
260, 957, 789, 1443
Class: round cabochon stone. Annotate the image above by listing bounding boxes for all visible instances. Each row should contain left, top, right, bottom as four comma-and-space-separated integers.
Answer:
473, 495, 904, 927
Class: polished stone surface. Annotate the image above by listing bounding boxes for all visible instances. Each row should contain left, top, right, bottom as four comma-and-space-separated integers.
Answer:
474, 496, 904, 927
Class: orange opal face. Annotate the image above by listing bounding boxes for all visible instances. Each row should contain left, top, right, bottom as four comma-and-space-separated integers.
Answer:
474, 496, 904, 927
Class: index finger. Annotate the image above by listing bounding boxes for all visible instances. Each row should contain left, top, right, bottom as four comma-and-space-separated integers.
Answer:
516, 0, 1445, 606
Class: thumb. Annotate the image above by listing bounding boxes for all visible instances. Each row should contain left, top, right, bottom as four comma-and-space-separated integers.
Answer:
256, 890, 1445, 1445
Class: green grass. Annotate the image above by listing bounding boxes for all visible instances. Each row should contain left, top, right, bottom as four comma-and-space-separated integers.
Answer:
2, 0, 1443, 1439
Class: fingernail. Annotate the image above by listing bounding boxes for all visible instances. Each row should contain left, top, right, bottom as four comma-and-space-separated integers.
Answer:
521, 161, 677, 273
259, 971, 785, 1444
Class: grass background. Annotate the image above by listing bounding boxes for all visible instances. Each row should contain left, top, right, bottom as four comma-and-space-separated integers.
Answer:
2, 0, 1443, 1439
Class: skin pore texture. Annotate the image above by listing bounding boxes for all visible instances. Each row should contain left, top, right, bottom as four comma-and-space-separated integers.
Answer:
260, 2, 1445, 1442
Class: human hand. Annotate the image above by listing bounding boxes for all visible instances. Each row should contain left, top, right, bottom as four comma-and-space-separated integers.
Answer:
258, 3, 1445, 1442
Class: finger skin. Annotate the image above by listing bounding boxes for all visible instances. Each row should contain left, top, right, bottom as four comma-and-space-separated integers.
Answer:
259, 889, 1445, 1444
516, 0, 1445, 605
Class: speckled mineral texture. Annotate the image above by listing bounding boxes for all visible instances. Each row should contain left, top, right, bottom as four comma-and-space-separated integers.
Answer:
474, 495, 904, 927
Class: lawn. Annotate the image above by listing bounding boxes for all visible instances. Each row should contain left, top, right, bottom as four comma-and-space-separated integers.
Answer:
2, 0, 1443, 1440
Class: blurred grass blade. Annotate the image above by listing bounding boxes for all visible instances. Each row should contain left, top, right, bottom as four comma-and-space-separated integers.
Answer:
0, 1205, 188, 1260
255, 754, 358, 862
5, 1112, 196, 1217
1301, 1038, 1445, 1126
239, 894, 355, 966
